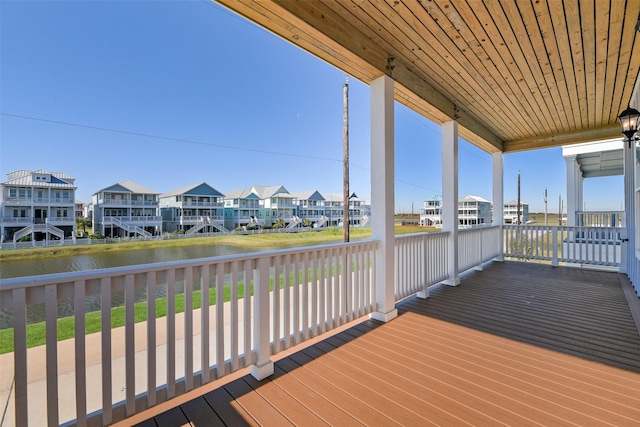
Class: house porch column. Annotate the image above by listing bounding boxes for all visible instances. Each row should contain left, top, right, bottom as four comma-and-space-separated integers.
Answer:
442, 120, 460, 285
622, 139, 635, 279
492, 152, 504, 261
370, 74, 398, 322
565, 154, 583, 226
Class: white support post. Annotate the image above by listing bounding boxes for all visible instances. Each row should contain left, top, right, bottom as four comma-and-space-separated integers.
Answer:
442, 121, 460, 285
369, 74, 398, 322
492, 152, 504, 262
251, 257, 274, 380
565, 155, 583, 226
622, 138, 635, 276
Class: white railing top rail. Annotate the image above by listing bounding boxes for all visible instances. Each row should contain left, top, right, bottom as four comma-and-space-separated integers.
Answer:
0, 239, 380, 293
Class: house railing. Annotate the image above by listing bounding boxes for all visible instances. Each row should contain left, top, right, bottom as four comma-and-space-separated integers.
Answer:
504, 225, 623, 267
0, 240, 378, 426
2, 224, 619, 426
575, 211, 624, 228
394, 232, 449, 300
458, 225, 502, 272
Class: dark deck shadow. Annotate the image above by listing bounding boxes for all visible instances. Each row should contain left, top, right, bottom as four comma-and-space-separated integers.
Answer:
398, 261, 640, 373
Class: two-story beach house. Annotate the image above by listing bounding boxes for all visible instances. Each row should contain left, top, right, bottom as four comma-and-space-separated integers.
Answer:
223, 188, 261, 230
459, 195, 492, 227
419, 195, 443, 227
160, 183, 227, 235
0, 169, 76, 242
420, 195, 492, 227
290, 190, 327, 228
92, 180, 162, 238
224, 185, 299, 228
322, 192, 371, 227
503, 199, 530, 224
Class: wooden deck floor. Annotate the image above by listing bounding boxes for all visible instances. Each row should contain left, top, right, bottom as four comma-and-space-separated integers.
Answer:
131, 262, 640, 426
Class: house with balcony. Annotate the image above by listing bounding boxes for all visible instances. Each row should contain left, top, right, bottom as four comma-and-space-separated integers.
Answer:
323, 192, 371, 227
290, 190, 327, 228
223, 188, 261, 230
458, 195, 492, 227
2, 3, 640, 427
160, 183, 227, 235
223, 185, 299, 229
0, 169, 76, 242
419, 195, 492, 228
503, 200, 530, 224
92, 180, 162, 238
419, 195, 443, 227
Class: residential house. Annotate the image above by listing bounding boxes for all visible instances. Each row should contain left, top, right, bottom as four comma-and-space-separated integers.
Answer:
459, 195, 492, 227
160, 183, 226, 234
503, 200, 530, 224
223, 188, 262, 230
0, 169, 76, 242
92, 180, 162, 238
420, 195, 492, 227
249, 185, 297, 227
290, 190, 327, 228
419, 195, 443, 227
323, 192, 371, 227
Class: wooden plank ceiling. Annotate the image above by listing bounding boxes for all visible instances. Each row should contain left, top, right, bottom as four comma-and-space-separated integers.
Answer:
215, 0, 640, 154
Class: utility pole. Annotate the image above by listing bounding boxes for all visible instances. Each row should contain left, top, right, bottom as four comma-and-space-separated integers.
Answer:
343, 76, 350, 242
544, 187, 548, 226
517, 170, 521, 225
558, 195, 562, 225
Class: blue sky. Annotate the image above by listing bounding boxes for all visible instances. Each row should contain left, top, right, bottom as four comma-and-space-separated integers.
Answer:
0, 0, 624, 213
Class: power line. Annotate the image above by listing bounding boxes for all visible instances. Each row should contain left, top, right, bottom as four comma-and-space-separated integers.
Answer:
1, 111, 443, 196
0, 112, 342, 163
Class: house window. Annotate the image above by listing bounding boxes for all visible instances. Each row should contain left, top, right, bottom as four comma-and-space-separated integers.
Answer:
9, 188, 16, 198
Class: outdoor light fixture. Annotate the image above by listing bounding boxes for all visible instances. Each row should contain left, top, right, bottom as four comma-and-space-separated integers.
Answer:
617, 105, 640, 148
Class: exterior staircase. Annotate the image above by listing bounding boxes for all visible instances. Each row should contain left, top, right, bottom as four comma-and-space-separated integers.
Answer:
13, 223, 65, 242
314, 215, 328, 229
107, 217, 152, 238
359, 215, 370, 227
286, 216, 302, 229
186, 217, 230, 235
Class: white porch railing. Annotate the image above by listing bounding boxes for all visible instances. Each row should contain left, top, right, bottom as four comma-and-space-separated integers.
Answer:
0, 240, 378, 426
458, 225, 502, 273
2, 224, 621, 426
575, 211, 624, 227
504, 225, 623, 267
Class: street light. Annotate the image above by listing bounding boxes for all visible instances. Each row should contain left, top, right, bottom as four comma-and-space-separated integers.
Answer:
617, 105, 640, 148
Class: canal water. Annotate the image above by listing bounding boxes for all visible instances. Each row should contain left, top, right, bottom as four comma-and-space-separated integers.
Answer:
0, 243, 291, 328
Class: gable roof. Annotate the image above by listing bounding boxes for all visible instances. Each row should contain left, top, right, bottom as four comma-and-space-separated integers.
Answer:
460, 195, 491, 203
289, 190, 325, 201
250, 185, 291, 199
224, 189, 258, 199
161, 182, 224, 198
95, 180, 158, 195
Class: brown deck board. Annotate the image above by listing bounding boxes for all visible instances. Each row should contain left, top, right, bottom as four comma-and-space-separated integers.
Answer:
133, 261, 640, 427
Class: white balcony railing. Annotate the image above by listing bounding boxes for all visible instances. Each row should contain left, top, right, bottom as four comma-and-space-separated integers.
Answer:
1, 224, 622, 426
0, 240, 378, 426
394, 232, 449, 300
504, 225, 623, 267
575, 211, 624, 228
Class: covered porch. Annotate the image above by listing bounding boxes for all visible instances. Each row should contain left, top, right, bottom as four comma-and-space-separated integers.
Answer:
2, 1, 640, 426
128, 261, 640, 426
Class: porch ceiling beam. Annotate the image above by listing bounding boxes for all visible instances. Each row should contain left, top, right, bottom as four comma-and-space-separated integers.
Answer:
503, 124, 622, 153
